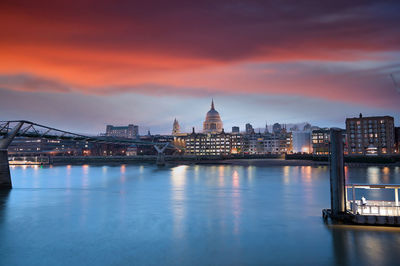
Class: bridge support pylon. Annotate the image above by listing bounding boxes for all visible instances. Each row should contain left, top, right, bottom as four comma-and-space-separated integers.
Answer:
154, 143, 169, 167
0, 150, 12, 189
0, 122, 24, 189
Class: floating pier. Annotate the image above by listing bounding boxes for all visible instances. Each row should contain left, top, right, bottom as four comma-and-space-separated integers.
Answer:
322, 128, 400, 226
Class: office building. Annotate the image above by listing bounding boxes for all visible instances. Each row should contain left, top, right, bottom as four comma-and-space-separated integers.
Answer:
182, 131, 233, 156
312, 128, 330, 155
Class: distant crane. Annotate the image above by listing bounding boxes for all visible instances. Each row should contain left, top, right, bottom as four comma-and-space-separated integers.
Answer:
390, 73, 400, 93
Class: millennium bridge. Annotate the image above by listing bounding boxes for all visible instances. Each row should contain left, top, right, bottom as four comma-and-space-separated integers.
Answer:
0, 120, 172, 189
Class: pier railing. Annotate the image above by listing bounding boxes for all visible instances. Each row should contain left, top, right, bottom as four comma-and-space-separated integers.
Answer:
346, 184, 400, 216
347, 200, 400, 216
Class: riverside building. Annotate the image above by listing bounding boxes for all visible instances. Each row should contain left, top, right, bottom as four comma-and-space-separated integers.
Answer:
396, 127, 400, 154
183, 130, 233, 155
243, 131, 291, 154
312, 128, 330, 155
346, 114, 395, 155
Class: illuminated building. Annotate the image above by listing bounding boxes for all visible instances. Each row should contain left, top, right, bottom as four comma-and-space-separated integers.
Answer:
172, 118, 180, 136
292, 131, 311, 153
230, 133, 243, 154
182, 130, 233, 155
243, 131, 291, 154
8, 138, 87, 156
396, 127, 400, 154
106, 124, 139, 139
346, 114, 395, 155
245, 133, 263, 154
177, 101, 293, 155
286, 132, 293, 153
7, 137, 127, 156
126, 145, 137, 156
312, 128, 330, 155
266, 131, 291, 154
203, 99, 223, 133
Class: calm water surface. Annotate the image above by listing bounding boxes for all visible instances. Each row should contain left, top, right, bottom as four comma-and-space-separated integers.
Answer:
1, 164, 400, 265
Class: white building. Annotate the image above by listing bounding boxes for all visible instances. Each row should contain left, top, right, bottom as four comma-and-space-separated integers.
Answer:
292, 131, 312, 153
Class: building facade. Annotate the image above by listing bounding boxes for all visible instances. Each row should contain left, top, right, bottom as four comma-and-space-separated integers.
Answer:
182, 131, 233, 155
242, 131, 291, 154
245, 123, 255, 135
312, 128, 330, 155
395, 127, 400, 154
346, 114, 395, 155
106, 124, 139, 139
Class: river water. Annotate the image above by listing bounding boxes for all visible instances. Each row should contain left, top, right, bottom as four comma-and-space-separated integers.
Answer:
1, 164, 400, 265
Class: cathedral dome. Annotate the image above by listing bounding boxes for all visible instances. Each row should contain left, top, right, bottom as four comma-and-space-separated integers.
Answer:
203, 100, 223, 133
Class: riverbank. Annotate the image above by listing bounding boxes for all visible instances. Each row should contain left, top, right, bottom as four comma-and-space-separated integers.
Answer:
209, 159, 327, 166
46, 155, 400, 167
208, 159, 400, 167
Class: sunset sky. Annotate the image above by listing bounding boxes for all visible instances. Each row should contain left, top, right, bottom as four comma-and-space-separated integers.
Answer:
1, 0, 400, 134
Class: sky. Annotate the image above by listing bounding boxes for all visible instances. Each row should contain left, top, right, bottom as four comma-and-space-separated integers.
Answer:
1, 0, 400, 135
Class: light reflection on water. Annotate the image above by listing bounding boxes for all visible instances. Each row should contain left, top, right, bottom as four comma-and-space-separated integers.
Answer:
171, 165, 187, 239
218, 165, 225, 187
231, 169, 241, 235
328, 224, 400, 266
1, 164, 400, 265
120, 164, 126, 183
283, 165, 290, 184
367, 167, 380, 184
82, 164, 89, 188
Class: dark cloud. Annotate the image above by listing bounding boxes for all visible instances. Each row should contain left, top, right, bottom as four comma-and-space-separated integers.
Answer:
1, 1, 400, 61
0, 74, 71, 92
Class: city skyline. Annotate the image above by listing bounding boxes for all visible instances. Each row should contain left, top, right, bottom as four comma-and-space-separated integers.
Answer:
1, 1, 400, 134
2, 2, 400, 264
